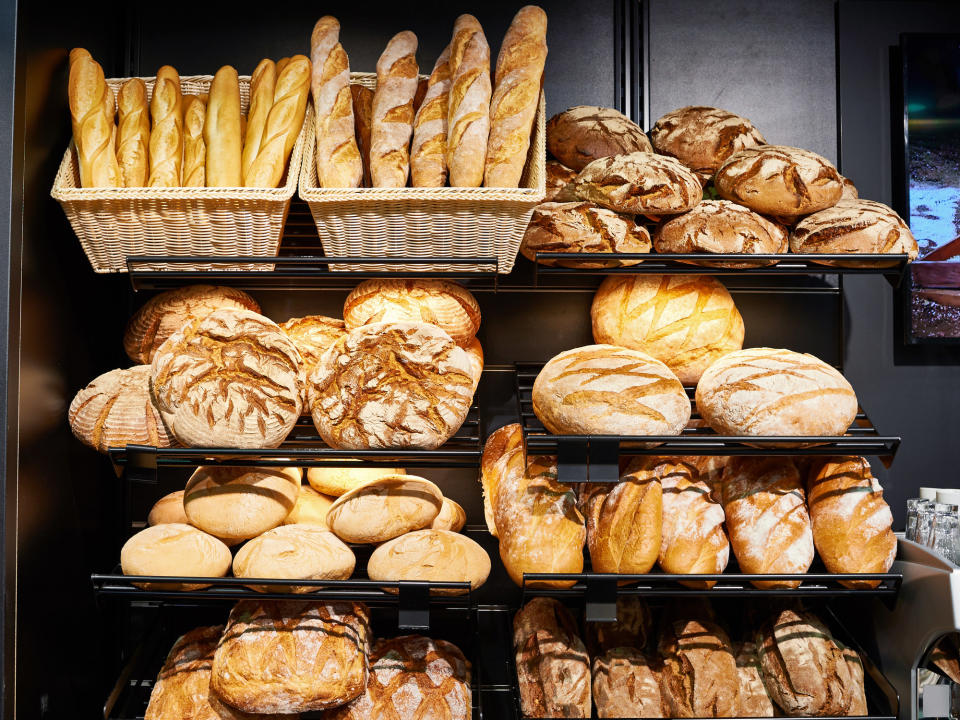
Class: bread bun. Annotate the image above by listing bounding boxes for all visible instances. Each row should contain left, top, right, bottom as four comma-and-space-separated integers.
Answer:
306, 465, 406, 496
574, 152, 702, 217
120, 523, 231, 590
545, 160, 577, 201
325, 474, 443, 543
233, 524, 355, 592
278, 315, 347, 369
147, 490, 188, 526
284, 485, 335, 526
546, 106, 652, 171
367, 528, 490, 594
432, 496, 467, 532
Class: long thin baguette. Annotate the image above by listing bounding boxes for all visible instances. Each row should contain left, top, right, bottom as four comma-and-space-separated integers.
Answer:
68, 50, 121, 187
182, 94, 207, 187
115, 78, 150, 186
410, 44, 452, 187
370, 31, 419, 187
351, 84, 374, 187
241, 59, 276, 182
147, 65, 183, 187
446, 15, 491, 187
204, 65, 242, 186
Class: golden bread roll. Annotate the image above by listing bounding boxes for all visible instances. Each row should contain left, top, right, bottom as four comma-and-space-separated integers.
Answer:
211, 599, 370, 714
120, 523, 231, 590
68, 365, 175, 452
325, 474, 443, 543
411, 44, 452, 186
446, 15, 492, 187
367, 528, 490, 594
695, 347, 858, 438
592, 649, 665, 719
242, 59, 277, 183
432, 496, 467, 532
659, 616, 740, 717
147, 490, 188, 526
115, 78, 150, 187
586, 464, 662, 575
306, 465, 406, 496
343, 278, 481, 346
715, 145, 843, 218
546, 105, 652, 171
479, 422, 524, 537
284, 485, 335, 526
370, 31, 419, 187
123, 284, 261, 364
350, 84, 374, 186
308, 322, 473, 449
532, 344, 690, 436
278, 314, 347, 370
574, 151, 702, 217
183, 466, 301, 544
584, 596, 653, 655
204, 65, 242, 186
68, 50, 121, 187
464, 336, 484, 390
233, 524, 355, 592
545, 160, 577, 201
147, 65, 183, 187
734, 641, 776, 718
150, 308, 304, 448
181, 94, 206, 187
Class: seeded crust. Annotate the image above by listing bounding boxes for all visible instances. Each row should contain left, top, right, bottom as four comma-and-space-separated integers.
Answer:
547, 105, 652, 171
574, 152, 702, 216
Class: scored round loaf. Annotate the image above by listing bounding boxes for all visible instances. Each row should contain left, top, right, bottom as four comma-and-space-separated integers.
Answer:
183, 466, 301, 544
591, 274, 744, 386
592, 649, 665, 719
650, 105, 766, 182
68, 365, 176, 453
652, 200, 788, 268
790, 198, 919, 266
278, 314, 347, 369
147, 490, 188, 526
367, 528, 491, 595
734, 641, 776, 718
233, 524, 356, 593
342, 279, 481, 346
545, 160, 577, 201
308, 322, 474, 449
120, 523, 232, 591
533, 344, 690, 437
715, 145, 843, 217
659, 616, 740, 718
520, 201, 652, 268
432, 496, 467, 532
306, 465, 406, 497
695, 347, 859, 438
124, 285, 260, 364
546, 105, 653, 171
586, 469, 662, 575
463, 336, 484, 391
325, 474, 443, 543
283, 485, 336, 526
150, 308, 304, 448
574, 152, 702, 217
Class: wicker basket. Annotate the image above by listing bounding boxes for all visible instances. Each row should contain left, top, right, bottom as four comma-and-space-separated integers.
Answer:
51, 74, 309, 273
299, 72, 546, 274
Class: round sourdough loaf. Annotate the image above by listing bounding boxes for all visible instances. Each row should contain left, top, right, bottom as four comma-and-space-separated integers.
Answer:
147, 490, 188, 526
715, 145, 843, 217
342, 279, 480, 346
520, 201, 652, 268
546, 105, 653, 171
652, 200, 788, 268
183, 466, 301, 544
283, 485, 336, 526
431, 497, 467, 532
790, 198, 919, 266
68, 365, 176, 452
325, 475, 443, 543
306, 465, 407, 496
123, 285, 260, 364
150, 308, 304, 448
463, 336, 484, 391
533, 344, 690, 436
308, 322, 474, 449
545, 160, 577, 201
585, 467, 662, 575
278, 314, 347, 369
367, 529, 491, 594
590, 274, 744, 386
120, 523, 231, 590
650, 105, 766, 182
695, 347, 858, 437
574, 152, 702, 216
232, 524, 355, 592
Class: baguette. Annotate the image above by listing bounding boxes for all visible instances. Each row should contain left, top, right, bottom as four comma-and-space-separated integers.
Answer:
311, 16, 363, 188
370, 31, 419, 187
485, 5, 548, 187
147, 65, 183, 187
68, 50, 121, 187
242, 59, 276, 182
245, 54, 311, 188
181, 94, 207, 187
350, 84, 374, 186
115, 78, 150, 186
276, 57, 291, 74
413, 77, 428, 113
204, 65, 242, 186
446, 15, 492, 187
410, 45, 452, 187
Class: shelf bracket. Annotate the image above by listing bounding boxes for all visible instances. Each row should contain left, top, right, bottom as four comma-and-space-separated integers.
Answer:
584, 576, 619, 623
397, 582, 431, 630
589, 439, 620, 483
557, 439, 589, 484
125, 445, 158, 485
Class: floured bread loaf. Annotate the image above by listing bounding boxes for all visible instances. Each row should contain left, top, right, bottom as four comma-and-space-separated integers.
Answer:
659, 615, 740, 718
283, 485, 335, 526
696, 347, 858, 438
545, 160, 577, 200
306, 465, 406, 497
325, 474, 443, 543
547, 105, 652, 171
367, 528, 491, 594
279, 315, 347, 369
533, 345, 690, 437
837, 641, 869, 716
233, 524, 355, 592
586, 466, 662, 575
715, 145, 843, 217
309, 322, 474, 449
735, 641, 775, 718
593, 649, 665, 718
463, 336, 484, 391
432, 496, 467, 531
840, 175, 859, 199
120, 523, 231, 591
479, 423, 524, 537
342, 279, 480, 346
147, 490, 188, 526
124, 285, 260, 364
574, 152, 702, 216
68, 365, 175, 452
591, 274, 744, 386
650, 105, 765, 182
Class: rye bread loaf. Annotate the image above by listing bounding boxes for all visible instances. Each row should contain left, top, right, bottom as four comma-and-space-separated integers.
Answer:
574, 152, 702, 216
593, 649, 665, 718
547, 106, 652, 171
837, 641, 869, 716
734, 641, 775, 717
659, 615, 740, 718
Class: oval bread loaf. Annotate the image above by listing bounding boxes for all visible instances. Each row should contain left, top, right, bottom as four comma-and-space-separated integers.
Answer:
479, 422, 525, 537
147, 490, 188, 526
278, 314, 347, 369
592, 649, 665, 719
284, 484, 336, 526
233, 524, 355, 592
306, 465, 406, 497
325, 474, 443, 543
659, 616, 740, 718
573, 152, 702, 217
586, 469, 662, 575
120, 523, 231, 590
367, 528, 490, 595
734, 641, 776, 718
546, 105, 652, 171
432, 496, 467, 532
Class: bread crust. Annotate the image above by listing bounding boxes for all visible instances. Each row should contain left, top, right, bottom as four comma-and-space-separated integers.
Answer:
659, 616, 740, 718
370, 31, 419, 187
367, 528, 491, 594
233, 524, 355, 592
204, 66, 242, 186
574, 152, 702, 216
242, 59, 277, 182
148, 65, 183, 186
116, 78, 150, 186
547, 105, 652, 171
593, 649, 665, 718
326, 474, 443, 543
411, 45, 452, 186
446, 15, 491, 187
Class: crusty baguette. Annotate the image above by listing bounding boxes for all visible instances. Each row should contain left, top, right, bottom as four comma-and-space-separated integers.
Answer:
241, 59, 276, 182
204, 66, 242, 186
182, 94, 207, 187
446, 15, 492, 187
410, 45, 452, 187
115, 78, 150, 186
68, 50, 121, 187
370, 31, 419, 187
147, 65, 183, 187
485, 5, 548, 187
244, 54, 311, 188
350, 84, 374, 187
276, 57, 291, 74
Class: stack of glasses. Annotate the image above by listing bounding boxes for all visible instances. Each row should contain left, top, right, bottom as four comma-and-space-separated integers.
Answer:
907, 488, 960, 565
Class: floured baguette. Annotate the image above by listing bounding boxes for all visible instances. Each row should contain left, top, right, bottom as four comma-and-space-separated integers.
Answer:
147, 65, 183, 187
410, 45, 452, 187
370, 31, 419, 187
242, 59, 276, 182
446, 15, 491, 187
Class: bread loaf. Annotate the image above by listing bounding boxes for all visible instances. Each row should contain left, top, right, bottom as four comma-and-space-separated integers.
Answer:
116, 78, 150, 186
574, 152, 702, 217
841, 174, 859, 199
734, 641, 775, 717
807, 456, 897, 588
514, 596, 578, 648
308, 322, 473, 449
120, 523, 231, 590
150, 308, 304, 448
721, 457, 814, 588
586, 466, 662, 574
545, 160, 577, 201
479, 422, 524, 537
279, 315, 347, 370
532, 345, 690, 436
484, 5, 548, 187
659, 616, 740, 718
284, 485, 335, 526
446, 15, 491, 187
148, 65, 183, 187
715, 145, 843, 217
242, 59, 277, 183
410, 45, 452, 186
325, 474, 443, 543
593, 649, 665, 718
432, 496, 467, 531
181, 94, 206, 187
311, 17, 363, 188
837, 641, 869, 716
203, 66, 242, 186
147, 490, 188, 526
233, 524, 355, 592
463, 336, 484, 391
679, 454, 728, 504
211, 600, 370, 714
370, 31, 419, 187
695, 347, 859, 438
367, 528, 490, 594
584, 596, 653, 655
306, 465, 406, 497
351, 84, 374, 186
546, 106, 652, 171
69, 50, 121, 187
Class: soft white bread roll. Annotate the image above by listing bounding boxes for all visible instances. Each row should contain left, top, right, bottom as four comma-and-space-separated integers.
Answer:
311, 16, 363, 188
370, 31, 419, 187
484, 5, 548, 187
325, 475, 443, 543
181, 94, 206, 187
306, 465, 406, 497
431, 496, 467, 532
204, 65, 242, 186
446, 15, 491, 187
410, 44, 452, 186
233, 524, 355, 592
147, 65, 183, 187
116, 78, 150, 186
367, 528, 490, 595
351, 84, 374, 186
242, 59, 276, 183
147, 490, 188, 526
120, 523, 231, 590
479, 423, 524, 537
283, 485, 335, 526
68, 50, 121, 187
